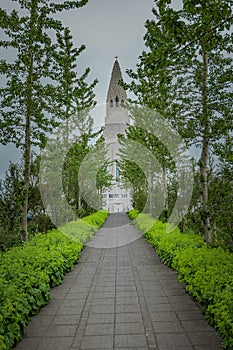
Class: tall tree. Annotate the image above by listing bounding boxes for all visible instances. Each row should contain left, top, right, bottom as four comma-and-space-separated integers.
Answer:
118, 123, 175, 216
52, 27, 97, 207
125, 0, 233, 242
0, 0, 89, 241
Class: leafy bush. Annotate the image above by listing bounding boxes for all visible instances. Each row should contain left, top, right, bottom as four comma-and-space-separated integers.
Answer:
131, 213, 233, 350
58, 210, 108, 244
0, 210, 108, 349
0, 226, 23, 251
82, 210, 109, 229
128, 209, 140, 220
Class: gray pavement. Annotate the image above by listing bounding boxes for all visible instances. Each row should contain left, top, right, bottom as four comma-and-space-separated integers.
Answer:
14, 214, 222, 350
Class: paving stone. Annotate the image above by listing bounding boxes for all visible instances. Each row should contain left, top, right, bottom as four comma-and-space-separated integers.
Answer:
93, 291, 115, 299
86, 313, 114, 324
24, 324, 47, 337
150, 312, 179, 322
147, 303, 173, 312
194, 346, 222, 350
139, 276, 155, 282
143, 288, 165, 297
62, 299, 86, 307
116, 303, 141, 313
141, 280, 162, 287
94, 286, 115, 292
116, 278, 135, 283
165, 289, 186, 296
115, 334, 147, 348
115, 322, 145, 334
50, 292, 68, 299
116, 285, 137, 291
116, 291, 138, 299
101, 269, 117, 274
39, 306, 59, 316
116, 297, 139, 305
181, 320, 214, 332
152, 321, 184, 333
188, 332, 222, 346
69, 286, 91, 293
66, 292, 88, 300
84, 323, 114, 335
80, 335, 113, 349
52, 314, 81, 325
91, 298, 115, 306
89, 304, 114, 314
38, 337, 73, 350
45, 298, 64, 306
46, 325, 77, 337
57, 305, 83, 315
28, 315, 54, 325
176, 310, 205, 321
114, 348, 149, 350
116, 312, 143, 323
144, 295, 169, 304
115, 280, 136, 287
97, 277, 116, 283
172, 302, 199, 311
13, 338, 42, 350
156, 332, 193, 350
96, 281, 116, 287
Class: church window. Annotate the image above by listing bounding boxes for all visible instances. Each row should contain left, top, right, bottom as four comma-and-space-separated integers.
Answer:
121, 99, 124, 106
116, 161, 120, 182
115, 96, 119, 107
110, 99, 113, 107
109, 194, 119, 198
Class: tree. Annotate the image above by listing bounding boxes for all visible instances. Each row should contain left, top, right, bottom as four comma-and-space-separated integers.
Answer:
0, 0, 89, 241
51, 27, 97, 206
67, 134, 112, 216
0, 158, 54, 249
118, 123, 176, 217
0, 163, 23, 249
125, 0, 233, 242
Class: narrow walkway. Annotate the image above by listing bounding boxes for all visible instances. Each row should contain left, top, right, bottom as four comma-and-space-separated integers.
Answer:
14, 214, 222, 350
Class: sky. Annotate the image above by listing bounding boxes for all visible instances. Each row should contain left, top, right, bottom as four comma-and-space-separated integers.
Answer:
0, 0, 156, 177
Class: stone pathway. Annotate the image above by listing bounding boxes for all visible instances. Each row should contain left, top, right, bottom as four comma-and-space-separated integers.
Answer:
14, 214, 222, 350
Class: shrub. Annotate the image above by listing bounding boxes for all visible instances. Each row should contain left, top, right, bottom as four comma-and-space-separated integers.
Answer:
131, 213, 233, 350
82, 210, 109, 229
128, 209, 140, 220
0, 210, 108, 349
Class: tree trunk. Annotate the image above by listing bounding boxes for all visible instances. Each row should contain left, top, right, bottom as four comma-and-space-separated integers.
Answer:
65, 116, 70, 224
162, 163, 168, 211
21, 2, 36, 242
200, 48, 211, 243
22, 112, 31, 242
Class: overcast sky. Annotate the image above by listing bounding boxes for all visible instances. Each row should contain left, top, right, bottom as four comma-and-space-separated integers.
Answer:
0, 0, 156, 177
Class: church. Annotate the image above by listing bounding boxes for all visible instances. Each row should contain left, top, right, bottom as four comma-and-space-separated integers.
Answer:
102, 59, 132, 213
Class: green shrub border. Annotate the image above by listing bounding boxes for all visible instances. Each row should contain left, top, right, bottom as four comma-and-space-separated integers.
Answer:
129, 210, 233, 350
0, 210, 108, 350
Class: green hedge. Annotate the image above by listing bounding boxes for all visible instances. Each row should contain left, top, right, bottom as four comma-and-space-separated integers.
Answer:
128, 209, 140, 220
129, 211, 233, 350
0, 210, 108, 350
59, 210, 109, 244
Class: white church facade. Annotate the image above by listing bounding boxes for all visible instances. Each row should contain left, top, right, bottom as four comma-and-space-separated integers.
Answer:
102, 59, 132, 213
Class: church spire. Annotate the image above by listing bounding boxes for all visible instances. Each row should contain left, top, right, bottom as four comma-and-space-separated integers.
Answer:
106, 58, 127, 107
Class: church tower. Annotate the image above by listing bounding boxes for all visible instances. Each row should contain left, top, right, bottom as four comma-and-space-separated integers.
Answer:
102, 59, 132, 213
